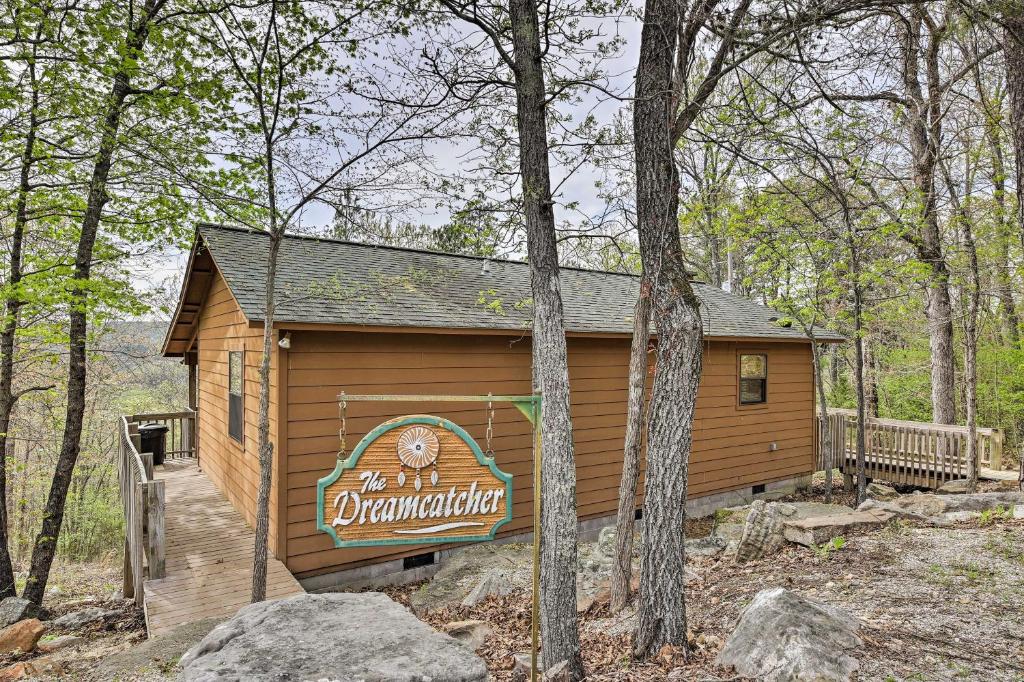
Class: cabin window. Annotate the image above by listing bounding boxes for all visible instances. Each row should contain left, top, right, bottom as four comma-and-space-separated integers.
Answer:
228, 351, 244, 442
739, 353, 767, 405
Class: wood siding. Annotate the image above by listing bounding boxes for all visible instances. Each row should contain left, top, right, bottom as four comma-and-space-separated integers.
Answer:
282, 330, 814, 579
195, 270, 283, 557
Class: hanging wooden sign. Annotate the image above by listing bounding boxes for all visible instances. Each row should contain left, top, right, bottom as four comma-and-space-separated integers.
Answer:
316, 415, 513, 547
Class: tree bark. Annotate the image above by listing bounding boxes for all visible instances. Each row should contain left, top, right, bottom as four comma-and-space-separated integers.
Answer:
23, 0, 160, 605
0, 51, 39, 599
609, 277, 651, 613
632, 0, 704, 657
853, 282, 867, 506
901, 6, 955, 425
251, 228, 281, 602
811, 342, 833, 503
862, 332, 879, 418
980, 100, 1020, 346
962, 208, 980, 494
1005, 12, 1024, 336
507, 0, 582, 675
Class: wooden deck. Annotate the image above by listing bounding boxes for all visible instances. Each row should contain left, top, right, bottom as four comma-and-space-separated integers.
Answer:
142, 459, 304, 638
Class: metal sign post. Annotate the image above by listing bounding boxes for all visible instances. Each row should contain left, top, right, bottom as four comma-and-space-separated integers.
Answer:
326, 393, 543, 682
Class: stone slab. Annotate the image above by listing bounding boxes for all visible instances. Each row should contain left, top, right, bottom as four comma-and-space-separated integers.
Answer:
783, 510, 895, 547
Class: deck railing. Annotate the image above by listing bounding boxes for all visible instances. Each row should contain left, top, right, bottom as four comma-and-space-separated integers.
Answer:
117, 416, 171, 606
817, 408, 1004, 488
124, 410, 196, 459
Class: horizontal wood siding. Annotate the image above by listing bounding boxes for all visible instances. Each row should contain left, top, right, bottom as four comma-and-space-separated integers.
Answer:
195, 269, 282, 556
282, 331, 814, 579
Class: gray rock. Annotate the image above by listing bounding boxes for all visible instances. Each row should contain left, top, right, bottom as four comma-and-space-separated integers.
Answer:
409, 544, 530, 614
943, 510, 982, 523
181, 592, 487, 682
867, 491, 1024, 519
865, 481, 899, 501
596, 525, 617, 560
0, 598, 34, 628
717, 587, 862, 681
856, 499, 947, 525
53, 606, 115, 629
735, 500, 794, 563
783, 509, 895, 547
37, 634, 85, 653
940, 491, 1024, 512
715, 502, 852, 555
543, 660, 571, 681
443, 619, 491, 651
938, 479, 971, 494
685, 535, 728, 557
462, 569, 513, 606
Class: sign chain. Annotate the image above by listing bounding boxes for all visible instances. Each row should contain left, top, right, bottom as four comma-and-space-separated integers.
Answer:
338, 392, 347, 460
485, 393, 495, 458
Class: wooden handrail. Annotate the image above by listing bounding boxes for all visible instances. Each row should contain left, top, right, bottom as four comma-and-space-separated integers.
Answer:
817, 409, 1005, 487
824, 408, 1001, 437
118, 415, 168, 608
126, 410, 197, 460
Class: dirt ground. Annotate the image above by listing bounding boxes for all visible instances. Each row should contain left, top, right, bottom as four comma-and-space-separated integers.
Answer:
395, 480, 1024, 681
10, 481, 1024, 681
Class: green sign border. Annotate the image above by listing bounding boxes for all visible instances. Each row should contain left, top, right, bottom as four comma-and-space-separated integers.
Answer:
316, 414, 513, 548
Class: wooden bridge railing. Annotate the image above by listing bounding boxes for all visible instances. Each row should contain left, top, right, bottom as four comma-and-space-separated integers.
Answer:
117, 416, 169, 606
817, 408, 1004, 488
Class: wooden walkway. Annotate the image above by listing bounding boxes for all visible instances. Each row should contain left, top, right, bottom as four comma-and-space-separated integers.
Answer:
143, 459, 304, 638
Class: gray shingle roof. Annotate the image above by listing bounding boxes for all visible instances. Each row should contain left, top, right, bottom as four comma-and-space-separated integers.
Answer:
197, 224, 842, 342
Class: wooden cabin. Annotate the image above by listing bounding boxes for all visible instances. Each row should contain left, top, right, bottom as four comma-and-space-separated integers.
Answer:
162, 224, 841, 588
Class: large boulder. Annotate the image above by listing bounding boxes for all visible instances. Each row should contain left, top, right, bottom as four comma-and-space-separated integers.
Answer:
735, 501, 793, 563
717, 588, 861, 681
180, 593, 487, 682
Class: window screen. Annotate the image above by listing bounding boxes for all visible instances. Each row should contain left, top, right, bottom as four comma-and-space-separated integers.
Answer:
739, 354, 767, 405
228, 351, 243, 442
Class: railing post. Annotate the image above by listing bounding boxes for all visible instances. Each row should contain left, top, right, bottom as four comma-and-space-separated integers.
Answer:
991, 429, 1003, 471
145, 481, 166, 579
122, 537, 135, 600
131, 482, 145, 607
140, 452, 154, 481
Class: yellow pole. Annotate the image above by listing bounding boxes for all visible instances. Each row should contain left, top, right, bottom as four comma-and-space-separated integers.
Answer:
530, 397, 542, 682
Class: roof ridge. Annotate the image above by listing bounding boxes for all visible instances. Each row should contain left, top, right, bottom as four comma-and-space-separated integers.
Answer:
197, 222, 644, 280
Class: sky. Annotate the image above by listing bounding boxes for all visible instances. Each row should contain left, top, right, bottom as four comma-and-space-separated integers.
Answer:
144, 7, 644, 300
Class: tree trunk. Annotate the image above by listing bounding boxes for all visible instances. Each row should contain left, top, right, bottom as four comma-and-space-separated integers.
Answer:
1006, 12, 1024, 254
251, 229, 281, 602
812, 342, 833, 503
507, 0, 581, 676
902, 6, 955, 425
609, 277, 651, 613
963, 214, 980, 494
631, 0, 704, 658
983, 112, 1020, 346
862, 332, 879, 418
22, 0, 157, 601
0, 55, 39, 598
853, 282, 867, 506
